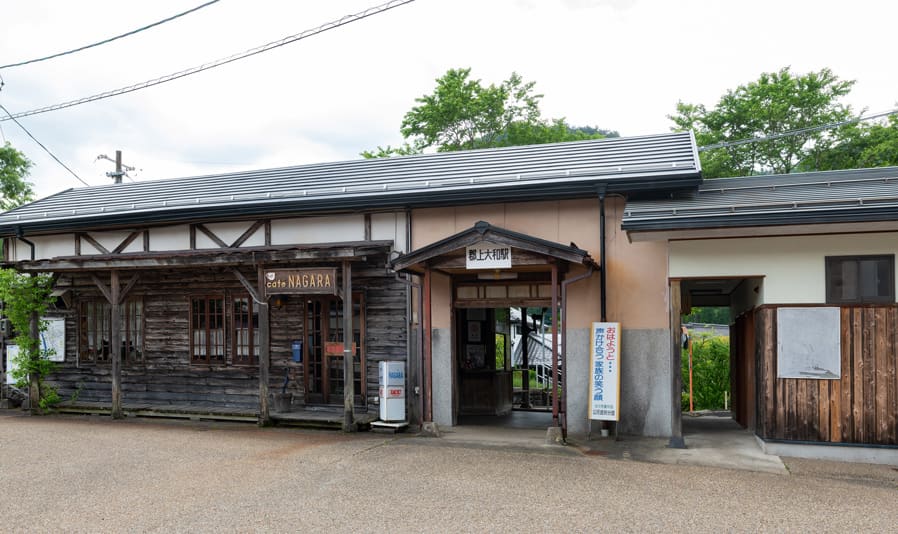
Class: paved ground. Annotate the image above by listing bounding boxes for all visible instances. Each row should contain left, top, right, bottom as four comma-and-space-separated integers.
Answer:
1, 411, 896, 533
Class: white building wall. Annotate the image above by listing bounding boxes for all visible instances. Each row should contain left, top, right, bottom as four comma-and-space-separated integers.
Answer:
270, 215, 365, 244
670, 232, 898, 304
149, 225, 190, 251
370, 212, 408, 253
194, 221, 265, 249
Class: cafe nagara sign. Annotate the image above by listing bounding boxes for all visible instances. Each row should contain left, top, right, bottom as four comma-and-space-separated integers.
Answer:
264, 268, 337, 296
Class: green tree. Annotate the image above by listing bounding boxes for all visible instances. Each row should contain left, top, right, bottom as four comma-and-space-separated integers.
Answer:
811, 114, 898, 171
682, 335, 730, 411
364, 68, 614, 157
0, 142, 35, 211
0, 269, 59, 412
670, 67, 855, 178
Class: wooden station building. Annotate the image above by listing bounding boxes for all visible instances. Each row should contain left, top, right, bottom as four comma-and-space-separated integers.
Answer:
2, 132, 894, 454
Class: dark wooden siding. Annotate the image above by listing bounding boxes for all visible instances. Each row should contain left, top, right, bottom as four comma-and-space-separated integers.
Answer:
47, 259, 407, 411
755, 305, 898, 445
731, 311, 755, 430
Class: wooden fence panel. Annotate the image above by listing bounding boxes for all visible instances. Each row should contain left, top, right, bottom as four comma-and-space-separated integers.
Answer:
756, 304, 898, 445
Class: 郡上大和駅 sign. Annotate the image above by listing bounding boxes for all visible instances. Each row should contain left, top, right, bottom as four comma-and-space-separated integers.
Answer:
264, 268, 337, 296
589, 322, 621, 421
465, 242, 512, 269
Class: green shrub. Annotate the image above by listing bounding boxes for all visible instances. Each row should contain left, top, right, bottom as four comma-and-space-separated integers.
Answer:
682, 334, 730, 411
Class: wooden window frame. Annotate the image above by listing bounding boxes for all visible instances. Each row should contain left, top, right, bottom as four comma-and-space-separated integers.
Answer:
189, 292, 259, 367
78, 298, 145, 365
231, 295, 259, 366
189, 295, 227, 366
825, 254, 895, 304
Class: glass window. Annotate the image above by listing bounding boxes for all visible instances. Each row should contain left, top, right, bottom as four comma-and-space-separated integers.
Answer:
826, 255, 895, 304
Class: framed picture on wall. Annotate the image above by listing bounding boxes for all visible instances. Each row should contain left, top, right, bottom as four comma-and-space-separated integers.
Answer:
465, 344, 485, 368
467, 321, 482, 342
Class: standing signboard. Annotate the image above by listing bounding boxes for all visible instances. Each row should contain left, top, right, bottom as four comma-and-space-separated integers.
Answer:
589, 322, 621, 421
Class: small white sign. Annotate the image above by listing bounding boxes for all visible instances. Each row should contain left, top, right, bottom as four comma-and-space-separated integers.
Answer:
589, 322, 621, 421
42, 318, 65, 362
465, 242, 512, 269
5, 345, 19, 385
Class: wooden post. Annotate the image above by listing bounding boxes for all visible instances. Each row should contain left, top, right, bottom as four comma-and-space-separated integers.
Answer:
342, 260, 355, 432
257, 268, 270, 425
423, 266, 433, 423
551, 262, 559, 427
110, 270, 123, 419
668, 279, 685, 448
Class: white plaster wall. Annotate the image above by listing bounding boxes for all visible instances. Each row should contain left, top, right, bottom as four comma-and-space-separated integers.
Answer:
195, 221, 265, 249
13, 235, 75, 260
731, 278, 764, 319
270, 215, 365, 245
148, 225, 190, 251
670, 232, 898, 304
83, 230, 141, 254
371, 212, 407, 253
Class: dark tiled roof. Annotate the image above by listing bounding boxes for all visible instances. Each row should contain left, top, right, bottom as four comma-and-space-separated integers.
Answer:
1, 132, 700, 235
622, 166, 898, 231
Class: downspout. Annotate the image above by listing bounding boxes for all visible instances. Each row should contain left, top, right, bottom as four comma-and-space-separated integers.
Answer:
16, 227, 35, 261
560, 264, 595, 442
393, 271, 424, 428
597, 187, 607, 322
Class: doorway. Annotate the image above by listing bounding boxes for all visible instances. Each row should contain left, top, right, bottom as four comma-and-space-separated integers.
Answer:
456, 306, 556, 429
303, 294, 365, 406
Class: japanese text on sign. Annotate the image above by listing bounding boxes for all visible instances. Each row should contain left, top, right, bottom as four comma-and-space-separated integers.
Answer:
465, 242, 512, 269
589, 322, 621, 421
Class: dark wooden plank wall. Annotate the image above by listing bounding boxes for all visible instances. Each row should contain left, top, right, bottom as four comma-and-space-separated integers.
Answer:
731, 312, 755, 430
47, 260, 407, 411
755, 305, 898, 445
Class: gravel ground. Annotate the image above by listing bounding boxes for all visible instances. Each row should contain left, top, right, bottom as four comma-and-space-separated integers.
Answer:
1, 411, 896, 533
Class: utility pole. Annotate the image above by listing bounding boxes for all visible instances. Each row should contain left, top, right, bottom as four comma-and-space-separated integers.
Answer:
96, 150, 136, 184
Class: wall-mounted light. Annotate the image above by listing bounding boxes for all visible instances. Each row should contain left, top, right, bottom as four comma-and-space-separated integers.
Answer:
272, 295, 288, 309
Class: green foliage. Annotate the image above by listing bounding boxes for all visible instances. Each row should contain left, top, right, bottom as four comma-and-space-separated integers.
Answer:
0, 142, 35, 211
682, 335, 730, 411
671, 67, 855, 178
513, 369, 539, 389
683, 307, 730, 324
810, 114, 898, 171
0, 269, 59, 411
364, 68, 614, 156
495, 333, 505, 369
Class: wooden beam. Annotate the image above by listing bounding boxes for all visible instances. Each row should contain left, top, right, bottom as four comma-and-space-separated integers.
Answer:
551, 262, 559, 427
28, 308, 39, 414
342, 260, 355, 432
74, 234, 81, 256
118, 274, 140, 303
264, 221, 272, 246
230, 220, 266, 248
189, 224, 196, 250
143, 230, 150, 252
113, 231, 142, 254
364, 214, 372, 241
256, 267, 270, 426
195, 224, 229, 248
81, 233, 110, 254
110, 271, 123, 419
90, 274, 113, 303
231, 268, 262, 303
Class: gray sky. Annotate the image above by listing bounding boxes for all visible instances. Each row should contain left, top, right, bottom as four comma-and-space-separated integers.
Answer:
1, 0, 896, 199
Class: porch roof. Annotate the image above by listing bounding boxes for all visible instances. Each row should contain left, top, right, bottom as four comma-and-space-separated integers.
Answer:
391, 221, 596, 273
8, 240, 393, 272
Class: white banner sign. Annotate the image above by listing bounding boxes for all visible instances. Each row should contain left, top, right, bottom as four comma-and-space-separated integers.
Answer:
465, 242, 512, 269
589, 322, 621, 421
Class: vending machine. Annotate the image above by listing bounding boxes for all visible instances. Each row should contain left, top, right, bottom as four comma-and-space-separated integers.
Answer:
378, 361, 406, 422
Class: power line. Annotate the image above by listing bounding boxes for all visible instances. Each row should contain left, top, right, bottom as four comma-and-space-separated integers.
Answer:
0, 0, 221, 70
698, 108, 898, 152
0, 0, 416, 122
0, 103, 90, 187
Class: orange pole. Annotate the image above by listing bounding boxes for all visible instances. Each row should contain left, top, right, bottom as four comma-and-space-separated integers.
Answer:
688, 336, 694, 413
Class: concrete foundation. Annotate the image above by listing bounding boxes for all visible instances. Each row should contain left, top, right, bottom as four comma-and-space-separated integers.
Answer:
759, 439, 898, 466
566, 327, 672, 438
431, 327, 453, 428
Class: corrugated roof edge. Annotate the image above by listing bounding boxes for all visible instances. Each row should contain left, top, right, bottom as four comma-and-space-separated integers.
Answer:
622, 166, 898, 231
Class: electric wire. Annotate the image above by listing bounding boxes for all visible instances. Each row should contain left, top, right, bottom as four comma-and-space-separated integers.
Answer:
0, 0, 221, 70
0, 104, 90, 186
0, 0, 416, 122
699, 108, 898, 152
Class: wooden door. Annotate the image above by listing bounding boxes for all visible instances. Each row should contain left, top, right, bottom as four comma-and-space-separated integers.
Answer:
303, 294, 365, 405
